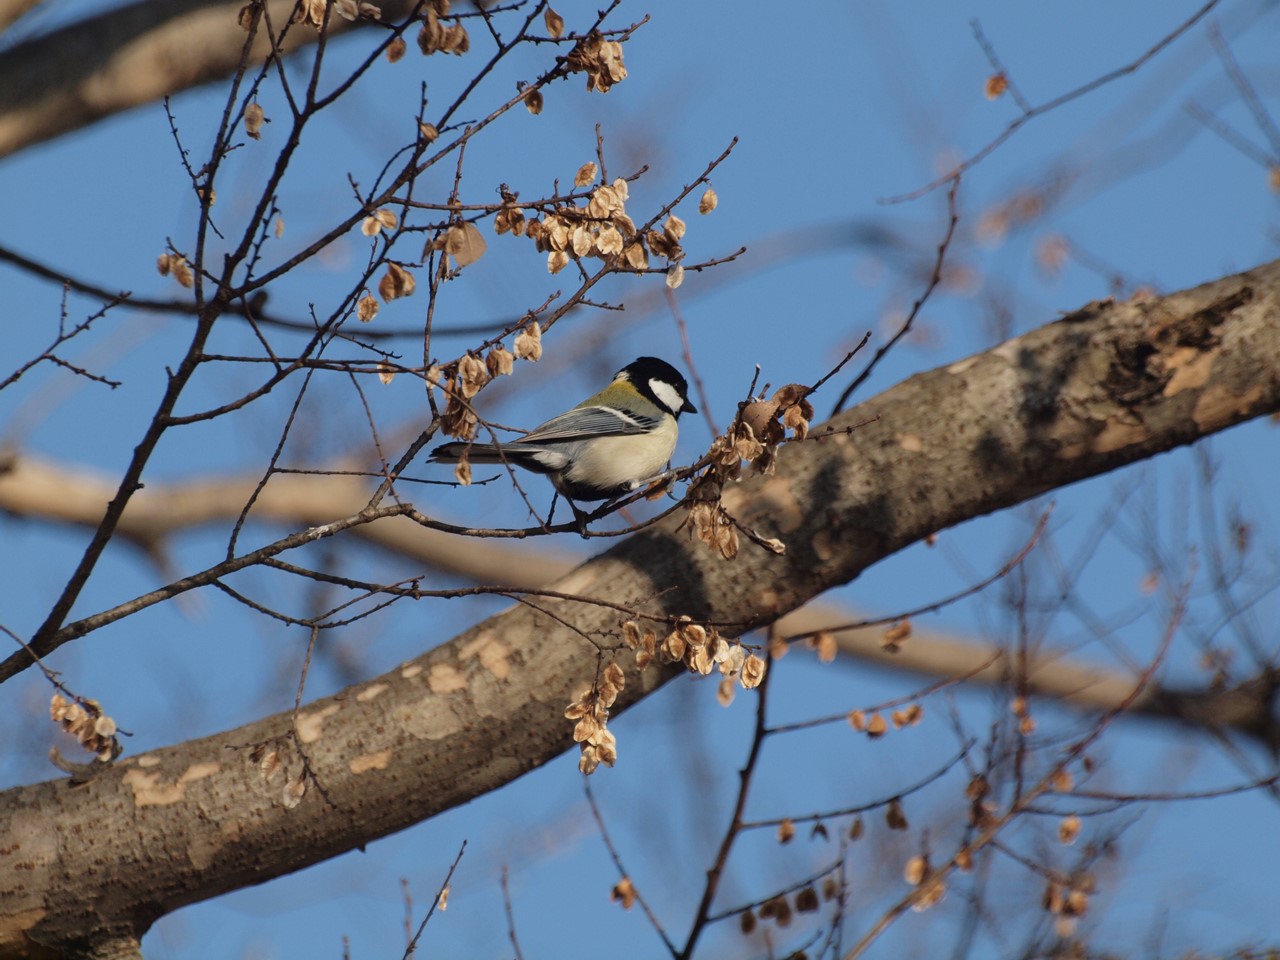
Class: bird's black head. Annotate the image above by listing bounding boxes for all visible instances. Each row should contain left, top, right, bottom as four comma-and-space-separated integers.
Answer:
619, 356, 698, 416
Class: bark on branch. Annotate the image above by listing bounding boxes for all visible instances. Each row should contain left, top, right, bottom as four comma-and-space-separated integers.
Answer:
2, 259, 1278, 955
0, 0, 416, 160
1, 452, 1273, 742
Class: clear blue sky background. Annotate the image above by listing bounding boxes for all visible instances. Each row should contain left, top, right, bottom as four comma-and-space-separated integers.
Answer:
2, 1, 1280, 957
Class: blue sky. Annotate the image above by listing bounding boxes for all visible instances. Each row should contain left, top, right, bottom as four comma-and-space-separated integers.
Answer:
2, 0, 1280, 957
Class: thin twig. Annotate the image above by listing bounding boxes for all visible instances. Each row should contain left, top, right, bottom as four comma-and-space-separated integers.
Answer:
584, 780, 679, 957
400, 840, 468, 960
500, 866, 526, 960
679, 649, 774, 959
884, 0, 1221, 203
833, 176, 960, 414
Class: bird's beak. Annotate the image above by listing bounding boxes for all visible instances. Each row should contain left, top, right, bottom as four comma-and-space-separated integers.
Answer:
683, 398, 698, 415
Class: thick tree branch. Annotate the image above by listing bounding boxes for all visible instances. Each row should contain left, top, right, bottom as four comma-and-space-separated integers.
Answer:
2, 259, 1278, 954
0, 450, 577, 583
0, 0, 41, 34
1, 449, 1274, 742
0, 0, 416, 160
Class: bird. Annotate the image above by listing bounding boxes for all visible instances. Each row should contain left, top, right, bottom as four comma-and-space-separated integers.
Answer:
429, 356, 698, 527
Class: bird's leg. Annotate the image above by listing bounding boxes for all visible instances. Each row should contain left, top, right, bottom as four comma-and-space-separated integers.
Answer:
547, 491, 560, 526
569, 499, 592, 538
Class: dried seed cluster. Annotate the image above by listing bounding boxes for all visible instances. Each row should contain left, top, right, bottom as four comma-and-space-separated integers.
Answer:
610, 876, 636, 909
417, 5, 470, 56
292, 0, 383, 27
682, 475, 739, 559
427, 325, 539, 444
494, 175, 690, 279
682, 382, 813, 559
156, 253, 193, 288
728, 384, 815, 478
739, 878, 833, 936
564, 660, 625, 774
904, 854, 947, 912
50, 693, 121, 762
1044, 873, 1094, 937
847, 702, 924, 738
966, 774, 996, 829
564, 32, 628, 93
622, 618, 765, 711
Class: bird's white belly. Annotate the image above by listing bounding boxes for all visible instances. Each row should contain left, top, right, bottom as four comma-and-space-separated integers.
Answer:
557, 418, 677, 499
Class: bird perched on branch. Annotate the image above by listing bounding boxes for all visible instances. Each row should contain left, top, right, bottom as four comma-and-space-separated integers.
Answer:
429, 356, 697, 528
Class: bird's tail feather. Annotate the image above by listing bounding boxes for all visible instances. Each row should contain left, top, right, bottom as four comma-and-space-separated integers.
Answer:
429, 441, 560, 474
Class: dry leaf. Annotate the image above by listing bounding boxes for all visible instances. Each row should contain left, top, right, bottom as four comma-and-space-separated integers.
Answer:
157, 252, 195, 287
378, 262, 415, 301
777, 818, 795, 844
544, 6, 564, 38
699, 187, 718, 214
486, 344, 514, 377
881, 618, 911, 652
596, 225, 623, 256
386, 36, 406, 62
452, 457, 472, 485
514, 321, 542, 361
795, 886, 820, 913
282, 774, 306, 809
904, 855, 927, 886
418, 11, 444, 53
739, 653, 766, 689
610, 877, 636, 909
716, 677, 735, 707
574, 161, 598, 187
866, 712, 887, 738
985, 73, 1009, 100
885, 798, 908, 830
912, 874, 946, 912
1058, 815, 1081, 845
445, 222, 487, 267
244, 102, 265, 139
360, 209, 394, 238
457, 354, 488, 397
357, 294, 379, 322
621, 621, 641, 649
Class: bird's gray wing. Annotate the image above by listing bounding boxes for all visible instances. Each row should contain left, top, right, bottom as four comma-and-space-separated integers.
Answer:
517, 404, 660, 444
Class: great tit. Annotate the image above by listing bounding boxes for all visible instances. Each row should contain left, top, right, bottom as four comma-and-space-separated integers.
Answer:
429, 356, 697, 522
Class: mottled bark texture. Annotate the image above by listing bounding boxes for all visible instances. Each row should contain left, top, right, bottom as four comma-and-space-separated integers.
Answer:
2, 260, 1278, 957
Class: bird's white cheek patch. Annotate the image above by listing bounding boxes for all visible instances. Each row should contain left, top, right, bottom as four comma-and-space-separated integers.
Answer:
649, 378, 684, 414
